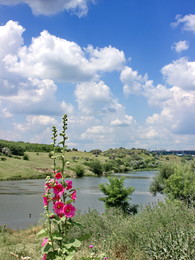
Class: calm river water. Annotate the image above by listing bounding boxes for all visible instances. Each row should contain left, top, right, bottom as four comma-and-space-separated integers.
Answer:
0, 171, 164, 229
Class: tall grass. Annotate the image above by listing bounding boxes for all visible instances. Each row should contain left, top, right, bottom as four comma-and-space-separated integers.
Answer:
0, 200, 194, 260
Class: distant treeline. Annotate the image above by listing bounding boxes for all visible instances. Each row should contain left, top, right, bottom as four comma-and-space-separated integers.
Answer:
151, 150, 195, 156
0, 139, 53, 155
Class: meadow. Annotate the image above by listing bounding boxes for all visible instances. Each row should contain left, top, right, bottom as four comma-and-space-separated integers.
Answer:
0, 200, 194, 260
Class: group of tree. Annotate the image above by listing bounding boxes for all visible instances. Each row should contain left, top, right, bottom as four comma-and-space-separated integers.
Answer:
150, 161, 195, 206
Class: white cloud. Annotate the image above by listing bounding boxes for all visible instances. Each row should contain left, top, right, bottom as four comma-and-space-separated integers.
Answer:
146, 86, 195, 135
120, 66, 171, 106
172, 40, 189, 53
0, 0, 95, 16
161, 57, 195, 90
110, 115, 135, 127
75, 81, 122, 114
172, 14, 195, 33
4, 29, 125, 82
0, 78, 72, 116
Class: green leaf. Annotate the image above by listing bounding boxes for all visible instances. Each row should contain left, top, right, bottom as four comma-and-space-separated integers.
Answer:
37, 229, 47, 238
65, 255, 74, 260
72, 239, 82, 248
43, 243, 53, 253
66, 199, 74, 204
52, 231, 62, 240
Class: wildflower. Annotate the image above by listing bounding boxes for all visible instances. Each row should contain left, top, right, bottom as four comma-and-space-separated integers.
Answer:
53, 201, 65, 215
45, 179, 58, 189
104, 257, 108, 260
43, 195, 49, 206
53, 183, 65, 196
42, 238, 49, 247
63, 204, 76, 218
89, 244, 94, 248
71, 190, 77, 201
65, 180, 72, 190
42, 254, 47, 260
55, 172, 62, 179
52, 194, 60, 202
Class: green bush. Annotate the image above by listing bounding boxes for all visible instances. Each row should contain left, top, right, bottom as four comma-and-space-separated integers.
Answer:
23, 153, 29, 160
89, 159, 103, 176
99, 177, 138, 214
75, 165, 85, 177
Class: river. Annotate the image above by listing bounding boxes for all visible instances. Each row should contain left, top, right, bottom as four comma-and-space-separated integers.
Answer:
0, 171, 164, 229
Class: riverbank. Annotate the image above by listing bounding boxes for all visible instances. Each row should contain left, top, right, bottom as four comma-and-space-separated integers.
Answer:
0, 200, 194, 260
0, 150, 181, 181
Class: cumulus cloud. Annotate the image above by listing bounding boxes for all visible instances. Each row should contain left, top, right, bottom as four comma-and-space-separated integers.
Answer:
4, 29, 125, 82
75, 81, 122, 114
146, 86, 195, 135
161, 57, 195, 90
0, 0, 95, 16
172, 14, 195, 33
172, 40, 189, 53
120, 61, 195, 142
110, 115, 135, 127
120, 66, 171, 106
0, 78, 73, 116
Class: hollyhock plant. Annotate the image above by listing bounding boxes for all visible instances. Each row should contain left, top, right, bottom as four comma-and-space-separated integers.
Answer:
39, 115, 83, 260
43, 195, 49, 206
53, 201, 65, 215
55, 172, 62, 179
71, 190, 77, 201
42, 238, 49, 247
63, 204, 76, 218
42, 254, 47, 260
65, 180, 72, 190
53, 183, 65, 196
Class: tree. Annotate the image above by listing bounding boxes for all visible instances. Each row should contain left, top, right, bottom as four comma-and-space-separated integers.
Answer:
89, 159, 103, 176
99, 177, 138, 214
150, 162, 195, 206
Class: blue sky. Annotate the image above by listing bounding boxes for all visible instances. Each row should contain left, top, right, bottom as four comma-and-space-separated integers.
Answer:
0, 0, 195, 151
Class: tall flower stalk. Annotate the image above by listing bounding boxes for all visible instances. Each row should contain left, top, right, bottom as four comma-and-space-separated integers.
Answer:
38, 115, 82, 260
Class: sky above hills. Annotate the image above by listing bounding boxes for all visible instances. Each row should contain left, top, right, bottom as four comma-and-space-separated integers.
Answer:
0, 0, 195, 151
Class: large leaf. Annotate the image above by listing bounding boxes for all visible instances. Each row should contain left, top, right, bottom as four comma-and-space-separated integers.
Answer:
43, 243, 53, 253
37, 229, 47, 238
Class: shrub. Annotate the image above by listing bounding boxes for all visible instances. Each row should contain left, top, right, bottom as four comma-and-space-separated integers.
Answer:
2, 147, 11, 157
75, 165, 85, 177
23, 153, 29, 160
99, 177, 138, 214
89, 159, 103, 176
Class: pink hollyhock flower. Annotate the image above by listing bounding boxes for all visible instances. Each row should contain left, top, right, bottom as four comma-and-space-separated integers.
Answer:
53, 201, 65, 215
65, 180, 72, 190
45, 179, 58, 189
71, 190, 77, 201
43, 195, 49, 206
53, 183, 65, 196
52, 194, 60, 202
42, 254, 47, 260
55, 172, 62, 179
63, 204, 76, 218
42, 238, 49, 247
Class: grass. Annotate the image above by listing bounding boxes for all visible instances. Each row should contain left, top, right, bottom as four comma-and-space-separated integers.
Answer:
0, 200, 194, 260
0, 149, 185, 181
0, 151, 98, 181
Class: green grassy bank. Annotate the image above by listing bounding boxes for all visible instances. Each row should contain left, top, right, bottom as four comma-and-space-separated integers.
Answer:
0, 149, 183, 181
0, 200, 194, 260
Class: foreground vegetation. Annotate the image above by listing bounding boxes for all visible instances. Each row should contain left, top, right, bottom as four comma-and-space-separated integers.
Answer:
0, 200, 194, 260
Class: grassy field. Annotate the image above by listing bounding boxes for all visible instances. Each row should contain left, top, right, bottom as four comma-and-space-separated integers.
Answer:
0, 200, 194, 260
0, 149, 184, 181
